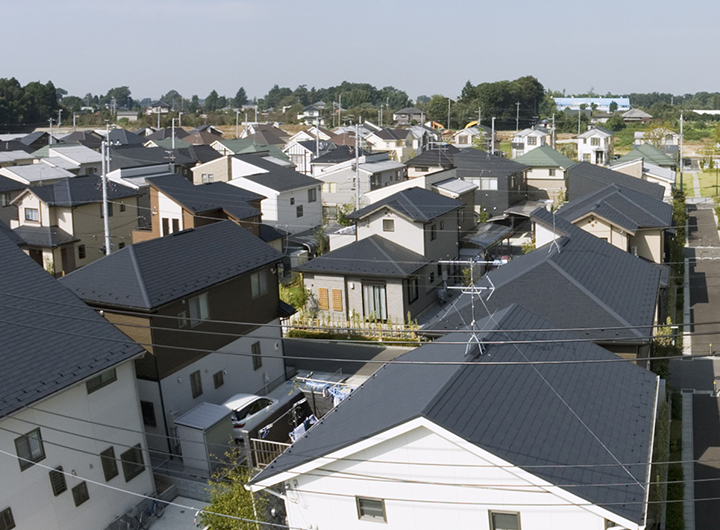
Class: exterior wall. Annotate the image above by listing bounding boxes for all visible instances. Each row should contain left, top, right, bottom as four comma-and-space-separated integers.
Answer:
72, 199, 139, 265
574, 216, 628, 251
191, 157, 231, 185
511, 132, 547, 158
526, 167, 567, 201
357, 214, 424, 255
630, 230, 663, 264
407, 165, 446, 179
452, 131, 477, 147
283, 425, 621, 530
317, 168, 371, 209
0, 189, 23, 226
613, 160, 644, 179
643, 175, 672, 198
0, 361, 153, 530
157, 191, 185, 235
577, 134, 614, 166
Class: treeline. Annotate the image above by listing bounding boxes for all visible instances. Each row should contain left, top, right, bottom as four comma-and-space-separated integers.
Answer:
0, 78, 59, 128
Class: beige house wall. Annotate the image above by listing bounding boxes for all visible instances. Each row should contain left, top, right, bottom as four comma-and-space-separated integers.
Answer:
574, 216, 628, 251
613, 160, 644, 179
191, 157, 231, 185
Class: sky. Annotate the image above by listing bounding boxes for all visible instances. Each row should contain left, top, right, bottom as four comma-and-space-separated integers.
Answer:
4, 0, 720, 103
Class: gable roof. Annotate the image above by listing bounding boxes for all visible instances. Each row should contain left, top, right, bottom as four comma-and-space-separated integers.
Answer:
47, 145, 103, 165
19, 131, 51, 146
189, 124, 223, 136
577, 126, 613, 139
393, 107, 423, 115
373, 128, 412, 140
0, 164, 75, 184
424, 209, 660, 343
144, 127, 189, 141
245, 130, 287, 147
108, 145, 207, 170
623, 108, 652, 119
214, 138, 290, 162
0, 140, 34, 153
610, 144, 677, 168
60, 131, 102, 149
182, 130, 222, 145
147, 174, 262, 220
451, 148, 528, 178
0, 173, 27, 192
235, 156, 320, 192
297, 234, 430, 277
515, 144, 575, 168
250, 303, 657, 525
348, 187, 463, 223
513, 127, 548, 138
311, 145, 368, 164
0, 219, 25, 246
0, 230, 145, 420
148, 138, 193, 150
59, 220, 282, 311
556, 183, 672, 233
108, 128, 145, 145
567, 162, 665, 201
405, 145, 460, 168
19, 175, 139, 206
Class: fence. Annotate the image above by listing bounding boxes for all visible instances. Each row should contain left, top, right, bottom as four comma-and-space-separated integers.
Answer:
251, 438, 291, 468
286, 313, 421, 342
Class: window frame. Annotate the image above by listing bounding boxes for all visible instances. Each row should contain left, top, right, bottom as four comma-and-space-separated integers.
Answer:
251, 270, 268, 299
430, 224, 437, 241
356, 496, 387, 522
527, 136, 537, 146
252, 342, 262, 371
72, 481, 90, 507
86, 368, 117, 394
382, 219, 395, 232
120, 444, 145, 483
49, 466, 68, 497
213, 370, 225, 389
100, 447, 119, 481
140, 401, 157, 427
190, 370, 203, 398
78, 244, 86, 260
0, 507, 15, 530
24, 207, 39, 222
188, 292, 210, 327
0, 192, 10, 207
308, 188, 317, 203
489, 510, 520, 530
317, 287, 329, 310
405, 276, 419, 303
15, 428, 45, 471
296, 204, 304, 218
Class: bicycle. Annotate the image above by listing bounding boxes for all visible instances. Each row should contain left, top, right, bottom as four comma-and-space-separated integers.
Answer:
138, 498, 166, 529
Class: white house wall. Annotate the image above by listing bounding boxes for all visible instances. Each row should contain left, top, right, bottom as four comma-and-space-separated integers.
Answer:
282, 425, 623, 530
0, 361, 153, 530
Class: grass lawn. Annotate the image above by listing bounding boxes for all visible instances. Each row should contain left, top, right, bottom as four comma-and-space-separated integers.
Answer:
695, 170, 720, 198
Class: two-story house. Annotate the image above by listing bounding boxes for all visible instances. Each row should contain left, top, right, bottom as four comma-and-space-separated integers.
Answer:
364, 129, 415, 162
514, 145, 575, 202
392, 107, 424, 125
131, 173, 264, 243
0, 230, 154, 530
11, 176, 141, 275
577, 126, 614, 166
405, 145, 459, 179
34, 145, 103, 175
297, 105, 325, 126
510, 127, 548, 158
59, 220, 289, 456
283, 140, 335, 175
450, 125, 494, 150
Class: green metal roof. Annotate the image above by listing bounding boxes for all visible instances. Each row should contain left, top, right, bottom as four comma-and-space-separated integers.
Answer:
611, 143, 677, 168
514, 145, 575, 168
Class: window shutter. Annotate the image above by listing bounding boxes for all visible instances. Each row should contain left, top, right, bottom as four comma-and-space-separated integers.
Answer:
318, 288, 329, 310
332, 289, 343, 312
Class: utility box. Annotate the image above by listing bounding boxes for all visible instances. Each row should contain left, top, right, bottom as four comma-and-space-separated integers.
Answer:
174, 402, 234, 477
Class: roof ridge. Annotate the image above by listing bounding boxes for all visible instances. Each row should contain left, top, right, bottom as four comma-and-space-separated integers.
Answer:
127, 245, 152, 309
368, 236, 409, 276
613, 187, 667, 227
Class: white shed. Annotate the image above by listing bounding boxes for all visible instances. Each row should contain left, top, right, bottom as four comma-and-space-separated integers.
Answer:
175, 402, 234, 477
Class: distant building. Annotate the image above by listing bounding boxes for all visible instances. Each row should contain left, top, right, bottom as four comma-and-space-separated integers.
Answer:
554, 97, 631, 113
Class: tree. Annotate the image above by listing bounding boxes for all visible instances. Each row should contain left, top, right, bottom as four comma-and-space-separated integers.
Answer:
104, 86, 133, 108
205, 90, 219, 112
715, 123, 720, 146
609, 101, 618, 113
189, 95, 200, 113
644, 122, 675, 148
22, 81, 59, 124
0, 77, 24, 124
234, 87, 248, 107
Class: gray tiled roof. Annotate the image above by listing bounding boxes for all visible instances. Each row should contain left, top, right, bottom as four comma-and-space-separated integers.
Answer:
567, 162, 664, 201
405, 145, 460, 168
348, 187, 462, 223
108, 128, 145, 145
239, 156, 321, 192
250, 304, 657, 525
451, 148, 528, 178
0, 230, 145, 419
60, 220, 283, 310
0, 219, 24, 246
297, 235, 430, 277
0, 174, 27, 192
425, 209, 660, 343
26, 175, 140, 206
557, 184, 672, 233
13, 225, 79, 247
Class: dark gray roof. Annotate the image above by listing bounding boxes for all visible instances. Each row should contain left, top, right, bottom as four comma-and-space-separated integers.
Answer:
451, 148, 528, 178
464, 222, 512, 249
250, 304, 657, 525
259, 224, 287, 242
13, 225, 79, 247
405, 145, 460, 168
557, 184, 672, 233
567, 162, 664, 201
145, 127, 189, 141
0, 219, 24, 246
347, 187, 462, 223
147, 174, 262, 220
311, 145, 368, 164
0, 230, 145, 419
297, 235, 430, 277
425, 208, 660, 343
374, 128, 411, 140
26, 175, 140, 206
239, 156, 321, 192
19, 131, 50, 146
0, 174, 27, 192
0, 140, 34, 153
61, 131, 102, 149
108, 128, 145, 145
60, 220, 283, 311
109, 146, 195, 170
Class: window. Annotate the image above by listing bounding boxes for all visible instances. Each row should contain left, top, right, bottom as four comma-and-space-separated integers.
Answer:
100, 202, 113, 218
251, 270, 268, 298
72, 482, 89, 507
120, 444, 145, 482
201, 173, 214, 183
252, 341, 262, 370
119, 242, 125, 249
548, 168, 556, 176
383, 219, 394, 232
322, 182, 337, 193
490, 511, 519, 530
15, 428, 45, 470
296, 205, 303, 218
172, 218, 180, 233
318, 287, 329, 310
430, 224, 437, 240
24, 208, 39, 222
140, 401, 157, 427
78, 244, 86, 259
332, 289, 343, 312
437, 263, 442, 277
178, 310, 189, 328
290, 197, 295, 205
416, 166, 429, 172
527, 136, 537, 145
213, 370, 225, 389
190, 370, 203, 398
0, 507, 15, 530
429, 272, 435, 283
100, 447, 119, 481
459, 135, 468, 144
86, 368, 117, 394
119, 202, 126, 212
189, 292, 209, 326
362, 283, 387, 321
308, 188, 317, 202
439, 220, 444, 230
583, 153, 591, 162
591, 137, 600, 146
0, 193, 9, 207
406, 277, 419, 303
162, 218, 170, 236
49, 467, 67, 496
356, 497, 386, 522
479, 177, 498, 190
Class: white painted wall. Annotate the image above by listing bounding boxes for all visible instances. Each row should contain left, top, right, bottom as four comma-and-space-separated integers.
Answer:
0, 361, 153, 530
157, 191, 184, 234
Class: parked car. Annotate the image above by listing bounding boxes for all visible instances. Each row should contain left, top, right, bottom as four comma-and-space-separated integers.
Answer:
222, 393, 278, 442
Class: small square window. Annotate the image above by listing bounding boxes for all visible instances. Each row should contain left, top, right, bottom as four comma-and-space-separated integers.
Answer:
78, 244, 86, 259
119, 242, 125, 249
383, 219, 394, 232
100, 202, 113, 218
252, 342, 262, 371
548, 168, 556, 177
49, 467, 67, 496
120, 444, 144, 482
490, 511, 519, 530
213, 371, 224, 389
356, 497, 386, 522
190, 370, 203, 398
0, 507, 15, 530
140, 401, 156, 427
86, 368, 117, 394
100, 447, 119, 481
72, 481, 89, 507
15, 428, 45, 471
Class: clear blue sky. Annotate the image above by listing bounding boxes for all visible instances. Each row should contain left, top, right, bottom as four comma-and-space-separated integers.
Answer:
4, 0, 718, 102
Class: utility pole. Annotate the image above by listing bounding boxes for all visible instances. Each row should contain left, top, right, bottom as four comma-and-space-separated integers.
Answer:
355, 123, 360, 211
171, 118, 176, 150
315, 119, 320, 158
680, 110, 684, 189
58, 109, 62, 129
73, 113, 77, 133
577, 108, 582, 136
157, 108, 160, 130
516, 102, 520, 132
48, 119, 53, 145
379, 104, 383, 128
447, 98, 451, 130
491, 117, 496, 155
338, 94, 342, 126
552, 113, 556, 149
101, 122, 112, 256
179, 111, 183, 128
478, 107, 482, 127
236, 111, 240, 138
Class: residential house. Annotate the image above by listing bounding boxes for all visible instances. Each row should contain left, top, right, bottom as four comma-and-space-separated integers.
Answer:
108, 128, 145, 145
18, 131, 56, 151
554, 97, 631, 113
515, 145, 575, 202
244, 129, 289, 148
283, 140, 335, 175
510, 127, 548, 158
59, 221, 289, 456
0, 230, 154, 530
0, 175, 26, 225
182, 130, 223, 145
110, 144, 222, 181
116, 109, 139, 122
611, 159, 676, 198
424, 208, 662, 359
622, 108, 653, 123
297, 105, 324, 126
33, 145, 103, 175
0, 140, 34, 153
133, 127, 159, 137
611, 143, 678, 170
553, 183, 672, 263
189, 124, 224, 137
577, 126, 614, 166
451, 148, 528, 217
633, 130, 680, 155
364, 129, 416, 162
248, 304, 658, 530
144, 137, 192, 150
228, 156, 323, 235
309, 145, 369, 176
0, 165, 75, 187
405, 145, 459, 179
240, 124, 291, 146
287, 127, 335, 144
11, 176, 141, 274
567, 161, 665, 202
107, 165, 180, 229
144, 100, 171, 115
590, 111, 614, 124
298, 235, 434, 323
0, 150, 37, 168
59, 131, 103, 150
450, 125, 493, 150
131, 173, 263, 243
210, 138, 290, 162
392, 107, 424, 125
144, 127, 189, 142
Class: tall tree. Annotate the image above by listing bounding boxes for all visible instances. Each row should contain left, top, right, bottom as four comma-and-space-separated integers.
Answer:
205, 90, 219, 112
189, 95, 200, 113
22, 81, 59, 124
234, 87, 248, 107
